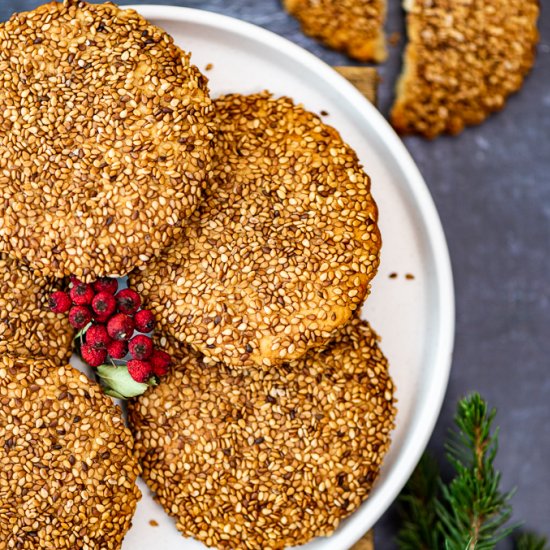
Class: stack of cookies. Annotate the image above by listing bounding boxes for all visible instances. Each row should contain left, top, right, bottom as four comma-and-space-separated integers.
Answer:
0, 1, 395, 549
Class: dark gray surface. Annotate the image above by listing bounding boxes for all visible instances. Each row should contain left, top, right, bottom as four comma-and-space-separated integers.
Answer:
2, 0, 549, 546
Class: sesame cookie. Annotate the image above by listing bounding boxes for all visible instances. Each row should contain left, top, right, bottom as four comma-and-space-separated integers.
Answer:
391, 0, 539, 137
130, 93, 381, 369
0, 0, 214, 281
0, 254, 73, 364
0, 356, 141, 549
128, 318, 396, 550
284, 0, 387, 62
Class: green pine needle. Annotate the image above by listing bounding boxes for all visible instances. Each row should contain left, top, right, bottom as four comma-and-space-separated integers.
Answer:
396, 453, 442, 550
515, 532, 549, 550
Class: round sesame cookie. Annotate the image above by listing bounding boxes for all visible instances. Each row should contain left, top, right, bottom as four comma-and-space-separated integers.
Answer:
0, 0, 214, 281
0, 355, 141, 549
128, 318, 396, 550
130, 93, 381, 368
391, 0, 539, 137
0, 254, 73, 365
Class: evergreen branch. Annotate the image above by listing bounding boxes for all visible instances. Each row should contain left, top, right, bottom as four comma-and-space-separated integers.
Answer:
437, 393, 516, 550
395, 394, 545, 550
396, 453, 442, 550
515, 532, 549, 550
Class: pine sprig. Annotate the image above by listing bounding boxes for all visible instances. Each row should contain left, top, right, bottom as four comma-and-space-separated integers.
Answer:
396, 453, 442, 550
515, 532, 549, 550
396, 393, 524, 550
437, 394, 515, 550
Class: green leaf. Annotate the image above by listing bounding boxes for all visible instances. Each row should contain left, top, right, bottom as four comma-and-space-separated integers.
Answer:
103, 388, 127, 399
96, 365, 149, 399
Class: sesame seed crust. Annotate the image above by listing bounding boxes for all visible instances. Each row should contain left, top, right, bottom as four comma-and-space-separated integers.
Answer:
0, 0, 215, 281
391, 0, 540, 137
0, 254, 73, 364
0, 355, 141, 549
130, 93, 381, 369
284, 0, 387, 62
128, 318, 396, 550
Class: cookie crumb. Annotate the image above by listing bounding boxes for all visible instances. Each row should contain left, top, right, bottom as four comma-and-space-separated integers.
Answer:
388, 31, 401, 46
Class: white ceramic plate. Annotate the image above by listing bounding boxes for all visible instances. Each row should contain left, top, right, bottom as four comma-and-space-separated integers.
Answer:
118, 6, 455, 549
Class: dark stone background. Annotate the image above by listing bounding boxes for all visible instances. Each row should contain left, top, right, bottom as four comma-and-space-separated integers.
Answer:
2, 0, 548, 547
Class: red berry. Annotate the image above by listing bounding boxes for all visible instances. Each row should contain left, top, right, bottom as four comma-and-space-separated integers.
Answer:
127, 360, 152, 383
107, 340, 128, 359
81, 343, 107, 367
85, 324, 111, 350
70, 282, 94, 305
129, 335, 153, 360
49, 291, 72, 314
92, 291, 116, 317
93, 277, 119, 295
94, 311, 111, 324
150, 349, 171, 377
134, 309, 155, 333
116, 288, 141, 315
107, 313, 135, 341
68, 306, 92, 329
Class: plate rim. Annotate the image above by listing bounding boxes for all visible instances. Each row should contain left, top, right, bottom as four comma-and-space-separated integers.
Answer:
125, 5, 456, 547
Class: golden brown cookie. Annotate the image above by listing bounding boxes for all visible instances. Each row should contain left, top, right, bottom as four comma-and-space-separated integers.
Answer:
0, 355, 141, 549
391, 0, 539, 137
0, 254, 73, 364
0, 0, 214, 281
130, 93, 381, 369
128, 318, 396, 550
284, 0, 387, 62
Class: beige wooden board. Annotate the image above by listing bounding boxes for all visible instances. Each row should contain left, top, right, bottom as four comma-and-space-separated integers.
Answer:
350, 529, 375, 550
335, 66, 379, 104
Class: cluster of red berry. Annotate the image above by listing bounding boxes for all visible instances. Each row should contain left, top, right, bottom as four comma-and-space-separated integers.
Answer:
49, 277, 170, 383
